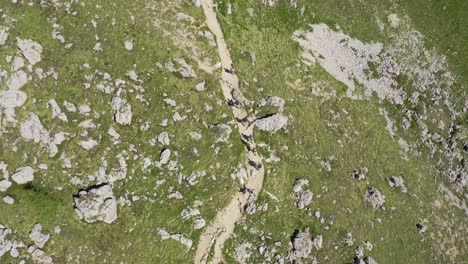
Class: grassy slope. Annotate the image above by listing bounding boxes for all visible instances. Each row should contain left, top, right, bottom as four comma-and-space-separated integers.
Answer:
0, 0, 245, 263
215, 0, 466, 263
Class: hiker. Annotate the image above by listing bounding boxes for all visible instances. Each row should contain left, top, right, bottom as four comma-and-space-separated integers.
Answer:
227, 99, 238, 107
248, 160, 262, 170
224, 67, 235, 74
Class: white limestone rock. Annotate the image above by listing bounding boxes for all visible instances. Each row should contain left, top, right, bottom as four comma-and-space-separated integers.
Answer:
159, 149, 171, 165
0, 27, 9, 46
17, 37, 43, 65
193, 217, 205, 229
0, 90, 27, 108
2, 195, 14, 204
0, 224, 13, 257
7, 70, 28, 90
11, 166, 34, 184
74, 184, 118, 224
31, 248, 53, 264
195, 81, 205, 91
20, 113, 51, 144
0, 179, 12, 192
364, 187, 385, 210
48, 99, 68, 122
110, 95, 132, 125
78, 138, 98, 150
29, 224, 50, 248
254, 114, 288, 133
157, 131, 170, 145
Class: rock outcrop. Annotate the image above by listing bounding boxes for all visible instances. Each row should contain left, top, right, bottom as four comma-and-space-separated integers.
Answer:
73, 184, 118, 224
254, 114, 288, 133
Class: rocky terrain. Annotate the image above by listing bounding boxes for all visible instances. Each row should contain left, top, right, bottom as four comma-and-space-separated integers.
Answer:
0, 0, 466, 263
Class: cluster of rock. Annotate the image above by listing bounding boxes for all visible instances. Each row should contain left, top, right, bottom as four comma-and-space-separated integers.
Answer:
180, 201, 206, 230
353, 241, 378, 264
165, 58, 197, 78
287, 227, 322, 263
157, 228, 192, 252
0, 223, 52, 263
110, 89, 132, 125
352, 167, 368, 180
363, 187, 385, 211
291, 178, 313, 209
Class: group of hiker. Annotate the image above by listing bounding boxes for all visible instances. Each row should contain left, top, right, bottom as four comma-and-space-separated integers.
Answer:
224, 65, 262, 171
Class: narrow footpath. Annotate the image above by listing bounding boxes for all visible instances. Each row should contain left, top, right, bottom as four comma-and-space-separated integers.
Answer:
194, 1, 265, 263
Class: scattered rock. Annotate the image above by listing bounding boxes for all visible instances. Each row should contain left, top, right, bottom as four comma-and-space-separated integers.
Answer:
388, 176, 407, 193
364, 256, 378, 264
0, 27, 8, 46
2, 195, 14, 204
156, 228, 192, 252
11, 166, 35, 184
352, 167, 368, 180
416, 223, 427, 234
343, 232, 353, 246
195, 81, 205, 91
363, 187, 385, 211
292, 178, 313, 209
31, 248, 53, 264
211, 123, 232, 143
288, 227, 315, 262
0, 225, 13, 257
254, 114, 288, 133
235, 242, 253, 264
387, 14, 401, 28
74, 184, 118, 224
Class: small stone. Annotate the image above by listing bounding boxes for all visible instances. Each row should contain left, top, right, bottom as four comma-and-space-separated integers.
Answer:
2, 195, 14, 204
124, 40, 133, 51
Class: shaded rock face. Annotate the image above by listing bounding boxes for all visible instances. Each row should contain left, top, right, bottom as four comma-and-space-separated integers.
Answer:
12, 166, 35, 184
363, 187, 385, 210
73, 184, 117, 224
254, 114, 288, 133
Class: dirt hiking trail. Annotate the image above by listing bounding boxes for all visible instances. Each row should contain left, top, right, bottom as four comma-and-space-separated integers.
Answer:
194, 1, 265, 263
